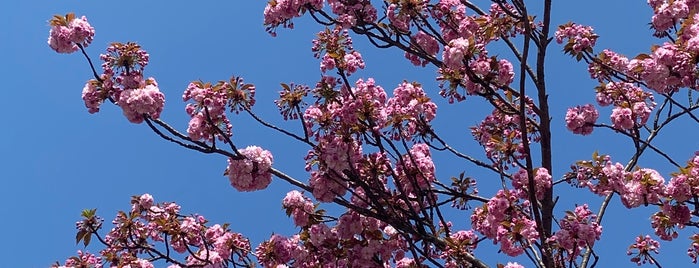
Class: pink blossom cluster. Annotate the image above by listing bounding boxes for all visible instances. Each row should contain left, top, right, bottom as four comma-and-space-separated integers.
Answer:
647, 0, 696, 32
182, 77, 256, 142
303, 78, 389, 137
627, 235, 660, 266
472, 99, 539, 165
226, 146, 274, 192
327, 0, 377, 28
395, 143, 436, 195
651, 202, 690, 240
52, 250, 101, 268
385, 81, 437, 140
183, 81, 231, 142
313, 28, 365, 76
565, 104, 599, 135
119, 80, 165, 124
628, 43, 696, 94
471, 189, 539, 256
405, 31, 439, 67
80, 41, 166, 123
48, 13, 95, 53
555, 22, 597, 55
568, 154, 668, 208
442, 37, 471, 70
441, 229, 479, 267
387, 4, 409, 32
263, 0, 323, 35
619, 168, 666, 208
306, 135, 362, 202
689, 233, 699, 263
548, 204, 602, 259
256, 210, 409, 267
57, 194, 253, 268
679, 12, 699, 53
282, 190, 316, 227
465, 56, 515, 94
588, 49, 631, 81
430, 0, 475, 42
596, 82, 655, 130
511, 167, 552, 200
667, 153, 699, 202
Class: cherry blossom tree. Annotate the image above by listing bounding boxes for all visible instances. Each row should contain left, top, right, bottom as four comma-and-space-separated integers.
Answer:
48, 0, 699, 267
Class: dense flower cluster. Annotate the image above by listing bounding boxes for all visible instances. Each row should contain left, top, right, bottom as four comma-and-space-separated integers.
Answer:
226, 146, 274, 192
54, 194, 252, 268
406, 31, 439, 66
548, 204, 602, 260
48, 13, 94, 53
648, 0, 697, 32
282, 190, 316, 227
567, 153, 666, 208
511, 167, 552, 200
327, 0, 377, 28
256, 210, 408, 267
472, 98, 539, 166
74, 39, 167, 123
313, 27, 365, 76
182, 77, 256, 142
385, 81, 437, 140
442, 229, 479, 267
555, 22, 597, 56
471, 189, 539, 256
651, 202, 690, 240
565, 104, 599, 135
263, 0, 323, 35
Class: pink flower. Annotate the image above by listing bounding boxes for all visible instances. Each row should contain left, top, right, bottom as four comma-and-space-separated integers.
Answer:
406, 31, 440, 66
118, 79, 165, 124
282, 190, 315, 227
443, 37, 470, 69
512, 168, 552, 200
550, 204, 602, 259
627, 235, 660, 265
610, 107, 634, 130
385, 81, 437, 139
503, 262, 525, 268
263, 0, 323, 35
555, 22, 597, 54
48, 14, 95, 53
565, 104, 599, 135
227, 146, 274, 192
619, 168, 666, 208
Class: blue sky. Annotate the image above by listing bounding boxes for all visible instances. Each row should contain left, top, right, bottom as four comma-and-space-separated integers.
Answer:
2, 1, 698, 267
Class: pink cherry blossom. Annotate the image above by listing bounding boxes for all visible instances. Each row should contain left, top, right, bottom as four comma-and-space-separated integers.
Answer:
512, 167, 552, 200
118, 79, 165, 124
385, 81, 437, 139
443, 37, 470, 70
503, 262, 525, 268
549, 204, 602, 259
406, 31, 440, 66
627, 235, 660, 265
555, 22, 597, 55
565, 104, 599, 135
282, 190, 315, 227
48, 14, 95, 53
226, 146, 274, 192
263, 0, 323, 35
327, 0, 377, 28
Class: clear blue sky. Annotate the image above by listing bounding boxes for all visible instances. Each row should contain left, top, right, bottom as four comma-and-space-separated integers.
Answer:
1, 1, 697, 267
